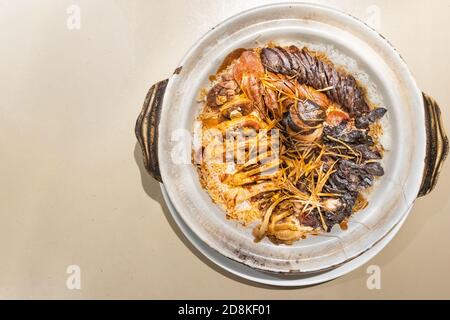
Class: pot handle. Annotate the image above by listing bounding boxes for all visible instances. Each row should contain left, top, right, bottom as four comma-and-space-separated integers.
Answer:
135, 79, 169, 183
418, 93, 449, 197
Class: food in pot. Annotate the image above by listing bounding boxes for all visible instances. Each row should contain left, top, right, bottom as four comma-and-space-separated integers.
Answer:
193, 45, 387, 244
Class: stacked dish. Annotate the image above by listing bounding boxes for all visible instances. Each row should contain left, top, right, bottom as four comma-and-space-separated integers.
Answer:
136, 3, 447, 285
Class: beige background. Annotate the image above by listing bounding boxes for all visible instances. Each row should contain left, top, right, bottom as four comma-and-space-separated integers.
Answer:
1, 0, 449, 299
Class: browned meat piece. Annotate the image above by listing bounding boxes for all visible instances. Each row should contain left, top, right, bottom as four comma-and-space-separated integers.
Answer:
298, 209, 321, 229
363, 162, 384, 176
260, 46, 371, 117
219, 96, 253, 119
301, 192, 358, 231
323, 192, 357, 230
323, 121, 373, 145
327, 159, 384, 194
206, 74, 241, 108
353, 144, 381, 160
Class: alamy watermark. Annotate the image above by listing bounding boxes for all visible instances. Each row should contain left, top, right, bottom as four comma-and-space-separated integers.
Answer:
365, 5, 381, 30
66, 4, 81, 30
366, 264, 381, 290
66, 265, 81, 290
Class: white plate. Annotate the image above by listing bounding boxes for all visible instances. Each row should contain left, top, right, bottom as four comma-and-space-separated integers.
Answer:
161, 184, 407, 287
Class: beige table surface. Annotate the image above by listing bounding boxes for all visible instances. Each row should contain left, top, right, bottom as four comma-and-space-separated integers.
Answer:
1, 0, 450, 299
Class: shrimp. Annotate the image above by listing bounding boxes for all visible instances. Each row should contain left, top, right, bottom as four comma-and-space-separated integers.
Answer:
233, 51, 279, 117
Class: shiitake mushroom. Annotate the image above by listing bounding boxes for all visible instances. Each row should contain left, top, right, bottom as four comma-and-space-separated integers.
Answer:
282, 99, 326, 141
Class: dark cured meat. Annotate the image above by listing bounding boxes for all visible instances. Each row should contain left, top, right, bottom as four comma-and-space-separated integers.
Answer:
323, 192, 357, 229
260, 46, 370, 117
353, 144, 381, 160
323, 121, 374, 145
329, 160, 375, 192
355, 107, 387, 129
